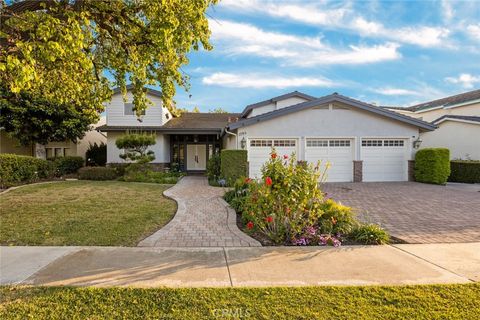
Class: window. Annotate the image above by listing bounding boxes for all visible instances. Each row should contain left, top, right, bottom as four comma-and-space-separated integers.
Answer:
383, 140, 404, 147
362, 140, 383, 147
306, 139, 328, 147
273, 139, 296, 147
250, 139, 273, 147
46, 147, 66, 158
124, 103, 145, 116
329, 140, 350, 147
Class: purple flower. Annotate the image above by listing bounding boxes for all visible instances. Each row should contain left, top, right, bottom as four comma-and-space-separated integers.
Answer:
293, 237, 308, 246
305, 226, 317, 236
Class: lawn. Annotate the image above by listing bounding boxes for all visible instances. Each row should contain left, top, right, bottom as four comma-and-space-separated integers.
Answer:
0, 181, 176, 246
0, 284, 479, 319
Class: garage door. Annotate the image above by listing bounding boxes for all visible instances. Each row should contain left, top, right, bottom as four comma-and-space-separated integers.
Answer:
248, 139, 297, 178
305, 138, 354, 182
361, 139, 407, 182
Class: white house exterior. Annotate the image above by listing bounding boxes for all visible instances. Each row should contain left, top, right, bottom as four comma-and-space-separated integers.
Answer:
100, 87, 437, 182
387, 89, 480, 160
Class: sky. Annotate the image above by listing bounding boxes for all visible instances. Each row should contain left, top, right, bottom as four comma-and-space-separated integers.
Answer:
173, 0, 480, 113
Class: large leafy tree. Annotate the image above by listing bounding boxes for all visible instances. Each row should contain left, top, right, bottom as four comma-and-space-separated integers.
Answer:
0, 0, 216, 126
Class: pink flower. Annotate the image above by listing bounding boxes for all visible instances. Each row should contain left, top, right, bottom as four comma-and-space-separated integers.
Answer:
265, 177, 272, 186
246, 221, 254, 229
271, 153, 277, 159
265, 216, 273, 223
283, 155, 288, 159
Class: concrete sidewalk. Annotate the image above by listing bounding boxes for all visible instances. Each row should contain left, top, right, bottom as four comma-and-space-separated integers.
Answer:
1, 243, 478, 287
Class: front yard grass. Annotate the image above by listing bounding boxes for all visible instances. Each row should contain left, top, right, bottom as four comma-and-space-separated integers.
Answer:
1, 284, 479, 319
0, 181, 176, 246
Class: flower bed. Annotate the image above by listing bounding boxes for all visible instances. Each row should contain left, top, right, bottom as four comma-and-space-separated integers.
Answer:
224, 150, 389, 246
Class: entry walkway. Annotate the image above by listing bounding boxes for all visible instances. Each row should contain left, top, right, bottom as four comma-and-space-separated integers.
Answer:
138, 176, 260, 247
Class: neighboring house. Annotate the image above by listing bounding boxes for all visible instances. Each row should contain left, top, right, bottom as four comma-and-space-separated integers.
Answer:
0, 117, 106, 160
100, 87, 436, 182
387, 89, 480, 160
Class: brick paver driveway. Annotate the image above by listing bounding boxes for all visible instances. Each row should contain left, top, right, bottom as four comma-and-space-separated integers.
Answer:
322, 182, 480, 243
138, 176, 260, 247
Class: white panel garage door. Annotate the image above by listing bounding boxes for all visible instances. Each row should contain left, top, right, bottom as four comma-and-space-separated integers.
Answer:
248, 139, 297, 178
361, 139, 407, 182
305, 138, 354, 182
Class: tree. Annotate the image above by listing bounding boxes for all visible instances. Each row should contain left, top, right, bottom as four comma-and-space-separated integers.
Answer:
0, 0, 217, 118
0, 85, 97, 145
115, 133, 156, 163
209, 107, 229, 113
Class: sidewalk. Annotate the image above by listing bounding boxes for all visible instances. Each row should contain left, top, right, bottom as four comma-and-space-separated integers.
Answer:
1, 243, 478, 287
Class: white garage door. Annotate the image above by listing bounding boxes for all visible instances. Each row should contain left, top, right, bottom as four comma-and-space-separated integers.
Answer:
248, 139, 298, 178
305, 138, 354, 182
361, 139, 407, 182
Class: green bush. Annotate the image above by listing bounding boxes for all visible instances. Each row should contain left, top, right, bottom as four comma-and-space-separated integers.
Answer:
86, 142, 107, 166
415, 148, 450, 184
52, 156, 84, 175
220, 149, 247, 186
349, 224, 390, 245
206, 153, 221, 183
107, 163, 130, 176
0, 154, 54, 187
122, 164, 184, 184
449, 160, 480, 183
78, 167, 119, 181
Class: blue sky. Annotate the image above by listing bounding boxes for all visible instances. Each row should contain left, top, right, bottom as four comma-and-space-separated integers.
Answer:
173, 0, 480, 112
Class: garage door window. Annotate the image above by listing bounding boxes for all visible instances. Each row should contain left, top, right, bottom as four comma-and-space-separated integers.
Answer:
306, 139, 328, 147
250, 139, 296, 147
329, 140, 351, 147
362, 139, 405, 147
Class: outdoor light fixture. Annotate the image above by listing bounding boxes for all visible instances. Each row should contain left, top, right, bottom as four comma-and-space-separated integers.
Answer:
413, 138, 423, 149
241, 137, 247, 149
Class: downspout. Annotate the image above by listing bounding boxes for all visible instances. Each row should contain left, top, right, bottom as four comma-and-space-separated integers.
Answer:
224, 127, 238, 149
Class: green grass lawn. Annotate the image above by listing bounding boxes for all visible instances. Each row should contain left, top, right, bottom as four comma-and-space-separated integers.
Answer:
0, 181, 176, 246
0, 284, 479, 319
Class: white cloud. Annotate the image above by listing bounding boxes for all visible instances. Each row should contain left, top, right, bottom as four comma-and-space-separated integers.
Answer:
202, 72, 335, 89
441, 0, 455, 21
209, 19, 401, 65
372, 87, 421, 96
445, 73, 480, 88
466, 24, 480, 40
220, 0, 450, 47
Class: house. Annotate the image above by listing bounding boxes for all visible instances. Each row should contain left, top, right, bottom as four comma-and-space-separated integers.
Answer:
99, 87, 436, 182
387, 89, 480, 160
0, 117, 106, 160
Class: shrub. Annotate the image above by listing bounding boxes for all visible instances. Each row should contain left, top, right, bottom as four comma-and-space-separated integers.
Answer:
78, 167, 119, 181
86, 142, 107, 166
0, 154, 54, 187
415, 148, 450, 184
220, 149, 247, 186
122, 164, 184, 184
206, 153, 221, 183
107, 163, 129, 176
449, 160, 480, 183
52, 156, 84, 175
349, 224, 390, 245
115, 133, 156, 163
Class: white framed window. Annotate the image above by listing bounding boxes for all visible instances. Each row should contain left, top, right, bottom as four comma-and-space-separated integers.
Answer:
306, 139, 328, 147
362, 140, 383, 147
124, 103, 145, 116
383, 140, 405, 147
329, 140, 351, 147
250, 139, 273, 147
250, 139, 296, 147
273, 139, 296, 147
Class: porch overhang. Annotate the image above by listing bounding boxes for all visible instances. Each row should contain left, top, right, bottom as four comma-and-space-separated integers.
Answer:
96, 125, 222, 135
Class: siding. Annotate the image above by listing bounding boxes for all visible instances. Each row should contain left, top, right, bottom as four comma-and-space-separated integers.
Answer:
106, 92, 171, 126
107, 131, 170, 163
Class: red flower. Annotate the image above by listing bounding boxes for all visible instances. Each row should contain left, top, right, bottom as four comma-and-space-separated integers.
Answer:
246, 221, 254, 229
265, 177, 273, 186
265, 216, 273, 223
244, 178, 252, 184
283, 155, 288, 159
271, 153, 277, 159
331, 217, 337, 225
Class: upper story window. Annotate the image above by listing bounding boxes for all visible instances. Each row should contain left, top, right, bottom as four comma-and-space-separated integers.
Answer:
124, 103, 145, 116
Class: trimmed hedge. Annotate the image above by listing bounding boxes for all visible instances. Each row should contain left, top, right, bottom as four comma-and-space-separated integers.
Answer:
220, 149, 248, 185
449, 160, 480, 183
78, 167, 119, 181
0, 154, 54, 188
52, 156, 84, 175
414, 148, 450, 185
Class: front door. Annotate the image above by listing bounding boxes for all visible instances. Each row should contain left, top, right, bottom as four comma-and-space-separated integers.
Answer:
187, 144, 207, 171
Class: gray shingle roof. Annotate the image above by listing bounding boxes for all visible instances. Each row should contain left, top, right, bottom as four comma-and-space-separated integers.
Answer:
406, 89, 480, 112
229, 93, 436, 131
432, 115, 480, 124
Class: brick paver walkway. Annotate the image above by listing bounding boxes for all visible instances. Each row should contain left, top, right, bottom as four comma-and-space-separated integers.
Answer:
138, 176, 260, 247
322, 182, 480, 243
